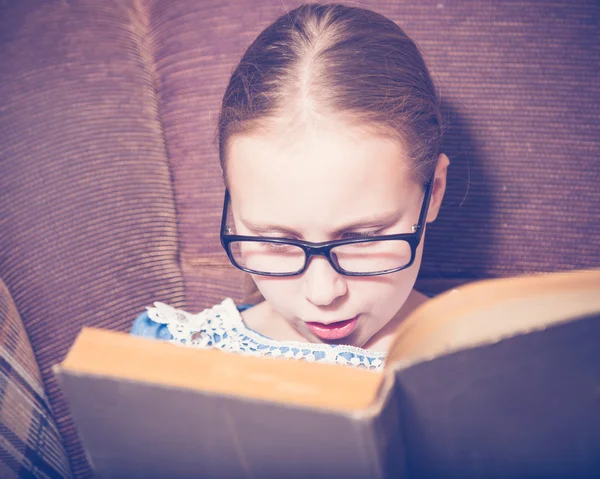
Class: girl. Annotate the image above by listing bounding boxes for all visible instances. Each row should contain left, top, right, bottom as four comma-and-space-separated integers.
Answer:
131, 3, 449, 370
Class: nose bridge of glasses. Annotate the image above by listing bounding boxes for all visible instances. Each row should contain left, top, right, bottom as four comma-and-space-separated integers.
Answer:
304, 244, 340, 270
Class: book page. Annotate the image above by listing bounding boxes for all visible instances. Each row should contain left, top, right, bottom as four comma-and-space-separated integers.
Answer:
385, 269, 600, 368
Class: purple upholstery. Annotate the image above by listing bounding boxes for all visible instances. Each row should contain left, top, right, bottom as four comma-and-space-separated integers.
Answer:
0, 1, 185, 476
0, 0, 598, 477
144, 0, 600, 306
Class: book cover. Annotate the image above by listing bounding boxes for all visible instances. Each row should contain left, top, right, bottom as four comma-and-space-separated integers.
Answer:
55, 269, 600, 478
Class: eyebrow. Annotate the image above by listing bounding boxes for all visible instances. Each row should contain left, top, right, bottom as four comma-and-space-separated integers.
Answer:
240, 210, 404, 238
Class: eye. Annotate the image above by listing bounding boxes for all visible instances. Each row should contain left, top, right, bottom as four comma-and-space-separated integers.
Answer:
259, 241, 295, 252
342, 230, 380, 240
256, 232, 300, 241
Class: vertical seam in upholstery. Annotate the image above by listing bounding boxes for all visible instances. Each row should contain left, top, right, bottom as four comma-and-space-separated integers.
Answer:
127, 0, 185, 305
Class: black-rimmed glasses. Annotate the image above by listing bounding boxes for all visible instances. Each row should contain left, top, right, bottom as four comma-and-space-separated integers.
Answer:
220, 177, 434, 277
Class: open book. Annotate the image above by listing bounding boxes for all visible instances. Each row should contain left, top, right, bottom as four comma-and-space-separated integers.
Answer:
55, 269, 600, 478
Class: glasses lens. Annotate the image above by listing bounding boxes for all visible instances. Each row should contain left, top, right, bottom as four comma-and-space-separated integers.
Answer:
331, 239, 412, 274
229, 240, 305, 274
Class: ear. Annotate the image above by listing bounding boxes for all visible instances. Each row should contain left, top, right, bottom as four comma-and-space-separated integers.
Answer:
426, 153, 450, 223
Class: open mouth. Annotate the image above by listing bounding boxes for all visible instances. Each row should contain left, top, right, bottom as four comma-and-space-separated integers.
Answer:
305, 316, 359, 341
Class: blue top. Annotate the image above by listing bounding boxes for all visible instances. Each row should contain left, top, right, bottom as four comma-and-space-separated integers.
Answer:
131, 298, 386, 371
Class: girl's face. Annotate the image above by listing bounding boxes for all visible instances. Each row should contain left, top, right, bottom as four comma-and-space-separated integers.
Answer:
226, 118, 447, 350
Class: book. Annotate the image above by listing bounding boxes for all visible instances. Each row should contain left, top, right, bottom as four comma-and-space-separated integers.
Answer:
54, 269, 600, 478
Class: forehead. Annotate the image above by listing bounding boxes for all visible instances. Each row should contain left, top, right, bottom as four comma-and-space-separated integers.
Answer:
226, 120, 419, 228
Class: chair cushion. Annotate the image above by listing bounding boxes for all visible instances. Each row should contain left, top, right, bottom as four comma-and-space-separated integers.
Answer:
146, 0, 600, 305
0, 278, 71, 478
0, 1, 186, 476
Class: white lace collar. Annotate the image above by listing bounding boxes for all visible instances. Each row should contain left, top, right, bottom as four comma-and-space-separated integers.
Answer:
146, 298, 386, 370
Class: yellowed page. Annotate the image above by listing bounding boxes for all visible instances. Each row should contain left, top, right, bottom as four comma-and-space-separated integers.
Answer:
387, 268, 600, 367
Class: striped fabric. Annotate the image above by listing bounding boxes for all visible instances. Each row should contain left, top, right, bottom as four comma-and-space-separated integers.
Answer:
145, 0, 599, 306
0, 279, 71, 478
0, 1, 186, 476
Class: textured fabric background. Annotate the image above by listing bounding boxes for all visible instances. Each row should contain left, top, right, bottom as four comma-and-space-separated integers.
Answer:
0, 0, 598, 477
147, 0, 600, 308
0, 279, 70, 478
0, 1, 185, 476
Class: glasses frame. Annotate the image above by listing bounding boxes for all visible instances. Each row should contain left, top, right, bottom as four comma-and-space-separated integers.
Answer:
220, 176, 434, 277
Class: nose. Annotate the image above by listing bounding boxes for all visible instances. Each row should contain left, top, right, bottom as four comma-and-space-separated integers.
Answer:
302, 255, 348, 307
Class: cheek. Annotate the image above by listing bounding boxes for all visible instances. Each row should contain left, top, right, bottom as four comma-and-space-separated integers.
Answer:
252, 275, 300, 310
352, 246, 423, 315
353, 267, 416, 306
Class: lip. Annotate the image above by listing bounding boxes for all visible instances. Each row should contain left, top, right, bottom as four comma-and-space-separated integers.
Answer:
305, 316, 359, 341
